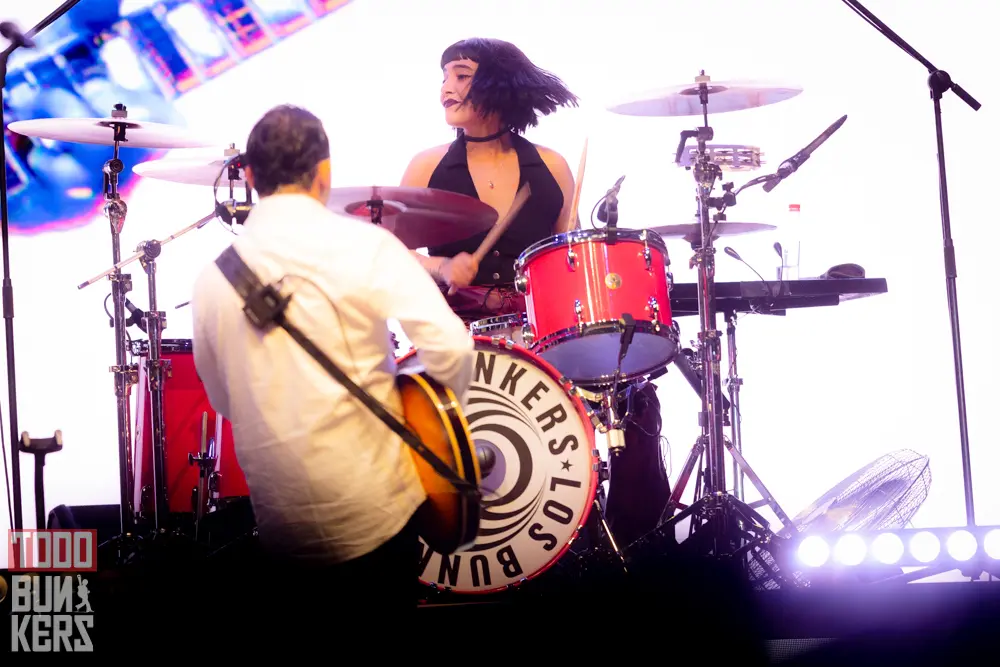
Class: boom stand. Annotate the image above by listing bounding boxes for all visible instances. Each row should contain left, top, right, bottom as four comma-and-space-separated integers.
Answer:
137, 238, 170, 530
79, 191, 219, 544
840, 1, 982, 527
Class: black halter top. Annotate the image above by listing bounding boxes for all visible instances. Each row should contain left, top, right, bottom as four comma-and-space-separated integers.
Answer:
426, 133, 564, 285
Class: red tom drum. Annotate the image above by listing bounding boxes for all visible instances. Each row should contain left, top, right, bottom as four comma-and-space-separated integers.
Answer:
132, 339, 249, 516
514, 228, 678, 386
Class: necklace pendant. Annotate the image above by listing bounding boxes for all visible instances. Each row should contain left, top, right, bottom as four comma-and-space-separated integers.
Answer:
488, 180, 495, 189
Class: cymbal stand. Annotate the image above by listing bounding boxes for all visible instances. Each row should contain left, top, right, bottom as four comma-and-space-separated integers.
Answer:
636, 73, 792, 563
725, 310, 744, 502
99, 105, 138, 539
136, 236, 169, 529
78, 201, 218, 537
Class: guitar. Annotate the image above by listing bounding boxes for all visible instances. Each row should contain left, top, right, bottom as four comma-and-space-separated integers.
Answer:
397, 368, 481, 555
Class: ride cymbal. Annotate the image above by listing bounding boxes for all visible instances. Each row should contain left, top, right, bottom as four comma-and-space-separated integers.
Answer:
327, 186, 498, 249
7, 116, 212, 149
608, 75, 802, 117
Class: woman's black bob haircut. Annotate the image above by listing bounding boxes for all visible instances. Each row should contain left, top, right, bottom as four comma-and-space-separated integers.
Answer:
441, 38, 578, 135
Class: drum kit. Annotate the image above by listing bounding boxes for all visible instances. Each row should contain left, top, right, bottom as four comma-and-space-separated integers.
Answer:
5, 70, 863, 592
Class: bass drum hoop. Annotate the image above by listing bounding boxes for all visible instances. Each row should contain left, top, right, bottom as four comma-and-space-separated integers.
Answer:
397, 336, 600, 594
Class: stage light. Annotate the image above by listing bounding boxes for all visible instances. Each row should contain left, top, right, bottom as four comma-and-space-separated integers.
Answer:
982, 529, 1000, 559
834, 534, 867, 566
946, 530, 978, 561
797, 535, 830, 567
909, 531, 940, 563
871, 532, 904, 564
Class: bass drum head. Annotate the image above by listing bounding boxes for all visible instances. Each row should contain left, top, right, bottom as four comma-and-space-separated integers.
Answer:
397, 337, 599, 594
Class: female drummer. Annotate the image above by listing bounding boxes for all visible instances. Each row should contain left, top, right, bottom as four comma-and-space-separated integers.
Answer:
400, 37, 579, 317
400, 37, 672, 549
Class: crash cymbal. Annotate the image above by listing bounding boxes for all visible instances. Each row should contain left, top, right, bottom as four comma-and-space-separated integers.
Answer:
134, 153, 246, 186
327, 186, 498, 249
607, 74, 802, 117
7, 116, 212, 149
648, 221, 776, 244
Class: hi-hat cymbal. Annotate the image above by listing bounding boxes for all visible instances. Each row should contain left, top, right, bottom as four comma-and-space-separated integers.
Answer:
7, 116, 212, 149
327, 186, 498, 249
648, 221, 776, 244
607, 75, 802, 117
134, 155, 246, 186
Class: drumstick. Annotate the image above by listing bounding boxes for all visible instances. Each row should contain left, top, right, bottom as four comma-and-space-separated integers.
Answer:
473, 182, 532, 263
447, 182, 532, 295
567, 137, 588, 229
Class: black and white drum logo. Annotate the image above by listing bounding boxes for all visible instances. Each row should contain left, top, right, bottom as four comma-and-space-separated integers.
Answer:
417, 345, 597, 593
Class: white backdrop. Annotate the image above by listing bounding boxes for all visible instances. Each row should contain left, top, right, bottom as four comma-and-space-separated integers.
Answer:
2, 0, 998, 569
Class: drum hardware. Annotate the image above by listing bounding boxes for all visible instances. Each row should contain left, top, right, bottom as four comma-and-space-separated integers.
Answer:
188, 412, 216, 540
838, 0, 981, 526
18, 431, 63, 531
8, 103, 212, 543
78, 207, 220, 537
213, 150, 254, 226
639, 71, 804, 561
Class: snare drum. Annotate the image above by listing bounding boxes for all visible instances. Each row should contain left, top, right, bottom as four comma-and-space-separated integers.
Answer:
469, 313, 526, 346
398, 337, 599, 594
132, 339, 249, 516
515, 228, 678, 386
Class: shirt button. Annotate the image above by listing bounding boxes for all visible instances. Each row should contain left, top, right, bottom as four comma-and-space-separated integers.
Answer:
492, 273, 500, 280
492, 250, 500, 257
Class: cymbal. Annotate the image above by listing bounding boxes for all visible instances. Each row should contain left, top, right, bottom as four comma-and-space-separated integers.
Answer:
648, 221, 776, 244
327, 186, 498, 249
134, 156, 246, 186
607, 76, 803, 117
6, 116, 212, 149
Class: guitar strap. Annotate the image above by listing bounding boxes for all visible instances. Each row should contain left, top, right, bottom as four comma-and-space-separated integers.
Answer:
212, 245, 479, 498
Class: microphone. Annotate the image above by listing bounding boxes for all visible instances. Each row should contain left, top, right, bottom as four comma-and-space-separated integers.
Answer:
124, 298, 148, 333
773, 242, 783, 261
596, 175, 626, 223
0, 22, 35, 49
763, 114, 847, 193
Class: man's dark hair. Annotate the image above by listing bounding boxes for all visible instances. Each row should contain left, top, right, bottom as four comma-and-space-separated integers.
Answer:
244, 105, 330, 197
441, 38, 579, 135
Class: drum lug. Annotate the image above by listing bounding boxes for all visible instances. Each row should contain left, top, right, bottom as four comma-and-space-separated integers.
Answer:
521, 323, 535, 347
667, 271, 675, 291
574, 300, 584, 329
648, 296, 661, 331
566, 248, 577, 271
514, 272, 528, 294
644, 245, 652, 271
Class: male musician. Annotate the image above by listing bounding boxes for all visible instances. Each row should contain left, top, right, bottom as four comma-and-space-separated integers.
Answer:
190, 105, 474, 616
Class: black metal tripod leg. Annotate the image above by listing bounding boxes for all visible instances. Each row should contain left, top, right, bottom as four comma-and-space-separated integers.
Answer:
660, 435, 706, 523
591, 497, 628, 573
724, 438, 795, 532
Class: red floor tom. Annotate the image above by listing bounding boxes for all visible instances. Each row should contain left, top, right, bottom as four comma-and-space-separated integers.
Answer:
132, 339, 249, 516
515, 228, 678, 386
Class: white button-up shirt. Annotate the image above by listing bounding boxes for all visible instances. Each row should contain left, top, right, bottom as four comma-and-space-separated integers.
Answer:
191, 193, 474, 564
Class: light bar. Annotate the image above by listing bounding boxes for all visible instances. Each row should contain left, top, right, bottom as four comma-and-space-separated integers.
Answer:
789, 526, 1000, 569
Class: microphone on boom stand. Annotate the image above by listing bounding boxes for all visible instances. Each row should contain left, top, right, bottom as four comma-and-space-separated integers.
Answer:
214, 153, 254, 226
763, 114, 847, 193
598, 175, 624, 242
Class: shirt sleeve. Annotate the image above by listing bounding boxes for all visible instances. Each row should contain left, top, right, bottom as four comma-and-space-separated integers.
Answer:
370, 232, 474, 399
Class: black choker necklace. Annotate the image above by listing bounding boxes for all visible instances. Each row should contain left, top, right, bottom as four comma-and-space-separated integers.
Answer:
463, 128, 510, 143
